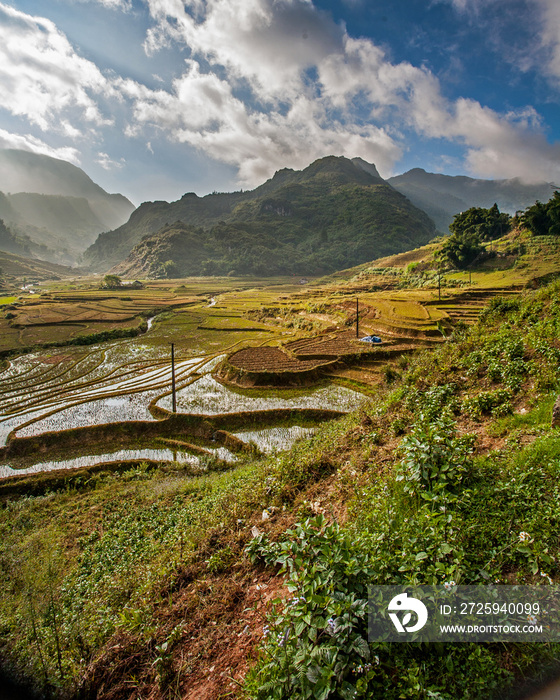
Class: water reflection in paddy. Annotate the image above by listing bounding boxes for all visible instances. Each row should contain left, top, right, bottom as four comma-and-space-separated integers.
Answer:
15, 391, 160, 437
233, 426, 316, 453
157, 375, 365, 415
0, 445, 237, 479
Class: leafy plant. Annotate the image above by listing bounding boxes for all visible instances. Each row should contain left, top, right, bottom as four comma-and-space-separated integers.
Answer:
205, 545, 234, 574
245, 516, 374, 700
461, 389, 513, 420
396, 413, 475, 497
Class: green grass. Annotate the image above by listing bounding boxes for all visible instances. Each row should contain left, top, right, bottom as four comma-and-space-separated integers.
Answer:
488, 392, 558, 436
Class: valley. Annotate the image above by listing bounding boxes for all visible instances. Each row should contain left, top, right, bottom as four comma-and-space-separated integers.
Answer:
0, 226, 556, 488
0, 155, 560, 700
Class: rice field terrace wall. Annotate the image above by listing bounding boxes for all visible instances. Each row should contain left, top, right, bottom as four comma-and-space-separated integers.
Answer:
0, 408, 345, 462
215, 347, 338, 387
0, 459, 166, 498
0, 454, 235, 499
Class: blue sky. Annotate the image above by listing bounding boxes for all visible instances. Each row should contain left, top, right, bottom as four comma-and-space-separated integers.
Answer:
0, 0, 559, 205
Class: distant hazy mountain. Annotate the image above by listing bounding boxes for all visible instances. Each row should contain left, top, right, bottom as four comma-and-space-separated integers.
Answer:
0, 248, 84, 280
0, 217, 29, 257
0, 149, 134, 264
388, 168, 553, 232
88, 155, 436, 276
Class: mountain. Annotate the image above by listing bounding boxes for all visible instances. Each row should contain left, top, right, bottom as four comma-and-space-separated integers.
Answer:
0, 217, 29, 257
388, 168, 553, 233
0, 249, 85, 280
88, 156, 436, 276
0, 149, 135, 264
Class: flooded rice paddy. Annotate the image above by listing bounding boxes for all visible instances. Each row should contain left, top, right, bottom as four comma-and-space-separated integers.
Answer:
14, 391, 160, 437
0, 445, 237, 479
233, 426, 316, 453
0, 335, 366, 477
157, 375, 365, 415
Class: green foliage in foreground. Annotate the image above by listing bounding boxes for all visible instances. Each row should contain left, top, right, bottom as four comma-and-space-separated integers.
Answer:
0, 417, 351, 696
245, 416, 560, 699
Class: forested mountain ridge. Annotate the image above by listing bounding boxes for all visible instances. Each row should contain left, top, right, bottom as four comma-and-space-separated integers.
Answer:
89, 156, 437, 275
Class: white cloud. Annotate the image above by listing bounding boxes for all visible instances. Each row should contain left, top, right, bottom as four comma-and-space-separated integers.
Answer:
119, 61, 402, 186
96, 151, 125, 170
94, 0, 131, 8
114, 0, 560, 186
2, 0, 558, 192
442, 0, 560, 84
0, 128, 81, 163
144, 0, 345, 99
452, 100, 560, 183
69, 0, 131, 8
437, 0, 498, 14
534, 0, 560, 80
0, 3, 113, 132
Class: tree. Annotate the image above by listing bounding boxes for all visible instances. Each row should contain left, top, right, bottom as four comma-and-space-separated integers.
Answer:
521, 200, 549, 236
439, 228, 484, 270
102, 274, 122, 289
449, 204, 511, 242
520, 192, 560, 236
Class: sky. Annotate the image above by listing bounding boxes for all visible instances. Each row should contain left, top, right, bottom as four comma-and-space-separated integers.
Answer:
0, 0, 560, 206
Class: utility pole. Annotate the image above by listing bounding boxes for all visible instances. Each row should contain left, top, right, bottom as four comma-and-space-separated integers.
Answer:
356, 297, 359, 338
171, 343, 177, 413
438, 272, 441, 301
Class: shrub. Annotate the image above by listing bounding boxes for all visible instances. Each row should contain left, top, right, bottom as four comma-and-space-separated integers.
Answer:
396, 413, 475, 497
461, 389, 513, 420
245, 516, 374, 700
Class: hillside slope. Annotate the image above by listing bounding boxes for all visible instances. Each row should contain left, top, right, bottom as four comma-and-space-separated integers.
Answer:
89, 156, 436, 275
2, 271, 560, 699
0, 249, 84, 280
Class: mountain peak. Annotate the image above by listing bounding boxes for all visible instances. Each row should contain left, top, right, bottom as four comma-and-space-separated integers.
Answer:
388, 167, 553, 232
351, 157, 383, 181
86, 154, 435, 274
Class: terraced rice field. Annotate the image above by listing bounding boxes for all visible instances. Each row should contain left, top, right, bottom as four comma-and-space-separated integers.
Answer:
0, 445, 237, 479
0, 322, 363, 479
1, 264, 531, 481
0, 347, 205, 446
228, 347, 332, 371
0, 288, 200, 353
285, 330, 380, 359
